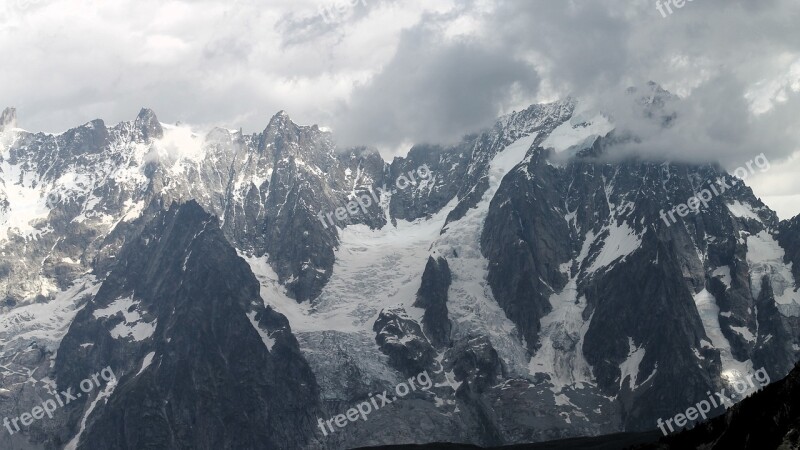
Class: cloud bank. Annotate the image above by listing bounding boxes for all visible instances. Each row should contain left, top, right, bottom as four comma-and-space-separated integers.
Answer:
1, 0, 798, 177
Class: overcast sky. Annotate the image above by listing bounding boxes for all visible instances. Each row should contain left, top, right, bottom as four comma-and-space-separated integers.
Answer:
1, 0, 799, 217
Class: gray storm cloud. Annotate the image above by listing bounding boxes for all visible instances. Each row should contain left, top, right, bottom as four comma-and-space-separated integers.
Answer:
330, 23, 541, 149
319, 0, 800, 167
0, 0, 798, 168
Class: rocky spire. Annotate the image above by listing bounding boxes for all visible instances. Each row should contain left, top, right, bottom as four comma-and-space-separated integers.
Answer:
134, 107, 164, 141
264, 110, 292, 135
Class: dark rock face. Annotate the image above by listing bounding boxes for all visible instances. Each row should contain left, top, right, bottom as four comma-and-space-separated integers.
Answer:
336, 147, 390, 230
481, 148, 573, 352
256, 113, 344, 301
442, 336, 504, 445
480, 127, 800, 431
50, 201, 321, 450
414, 257, 452, 347
636, 362, 800, 450
388, 143, 470, 223
373, 308, 436, 378
443, 336, 504, 394
356, 361, 800, 449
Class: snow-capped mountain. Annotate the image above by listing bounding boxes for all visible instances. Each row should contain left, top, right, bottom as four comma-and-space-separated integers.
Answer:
0, 85, 798, 449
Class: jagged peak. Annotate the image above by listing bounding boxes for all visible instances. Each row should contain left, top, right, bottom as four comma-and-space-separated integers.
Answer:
492, 97, 576, 139
80, 118, 107, 130
265, 110, 293, 131
134, 107, 164, 140
136, 107, 158, 121
260, 110, 320, 155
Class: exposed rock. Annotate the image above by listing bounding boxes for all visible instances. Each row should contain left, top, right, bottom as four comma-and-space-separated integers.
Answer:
50, 201, 321, 449
373, 308, 435, 378
414, 256, 452, 347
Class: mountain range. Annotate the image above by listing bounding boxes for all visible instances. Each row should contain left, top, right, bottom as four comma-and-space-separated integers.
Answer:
1, 83, 799, 449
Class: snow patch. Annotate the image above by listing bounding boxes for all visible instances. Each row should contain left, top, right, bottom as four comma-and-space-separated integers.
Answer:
136, 351, 156, 376
619, 338, 646, 389
93, 296, 157, 341
120, 199, 146, 223
584, 222, 642, 275
746, 231, 799, 316
247, 311, 276, 351
247, 201, 451, 333
712, 266, 732, 290
0, 276, 99, 353
528, 280, 594, 391
730, 326, 756, 343
693, 289, 753, 379
727, 201, 761, 221
0, 159, 51, 241
541, 112, 613, 154
64, 376, 117, 450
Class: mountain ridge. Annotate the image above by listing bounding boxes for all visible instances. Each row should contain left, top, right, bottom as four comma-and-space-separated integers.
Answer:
1, 91, 799, 448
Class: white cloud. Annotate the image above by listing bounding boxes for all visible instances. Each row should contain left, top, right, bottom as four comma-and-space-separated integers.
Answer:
0, 0, 456, 134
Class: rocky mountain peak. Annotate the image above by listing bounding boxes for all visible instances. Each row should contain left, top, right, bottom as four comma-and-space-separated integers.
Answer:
259, 110, 302, 151
134, 107, 164, 141
258, 109, 337, 166
265, 109, 292, 131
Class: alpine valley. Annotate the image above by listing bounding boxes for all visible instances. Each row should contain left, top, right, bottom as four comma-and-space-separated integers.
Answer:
1, 84, 799, 449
